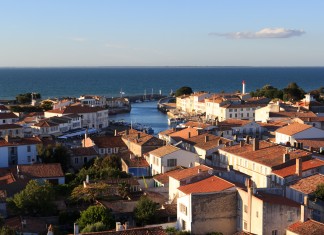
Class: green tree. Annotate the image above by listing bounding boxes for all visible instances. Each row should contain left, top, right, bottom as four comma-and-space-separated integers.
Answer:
134, 196, 158, 226
70, 183, 110, 203
7, 180, 56, 216
117, 182, 130, 199
38, 144, 69, 171
81, 222, 107, 233
102, 154, 122, 170
76, 205, 115, 230
315, 183, 324, 200
175, 86, 193, 97
0, 226, 16, 235
283, 82, 305, 102
40, 100, 54, 111
250, 84, 283, 100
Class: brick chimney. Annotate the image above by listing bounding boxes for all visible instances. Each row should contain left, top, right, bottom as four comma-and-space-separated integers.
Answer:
253, 138, 259, 151
205, 135, 209, 142
137, 133, 141, 139
296, 158, 302, 177
240, 140, 244, 147
188, 132, 191, 139
283, 153, 290, 163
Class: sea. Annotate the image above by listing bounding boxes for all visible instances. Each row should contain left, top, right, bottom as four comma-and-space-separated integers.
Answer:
0, 67, 323, 134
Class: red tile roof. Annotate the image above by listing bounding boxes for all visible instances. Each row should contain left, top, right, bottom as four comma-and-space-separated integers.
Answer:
169, 165, 212, 181
0, 124, 22, 130
33, 120, 58, 127
121, 154, 149, 168
92, 136, 127, 148
47, 105, 106, 114
272, 159, 324, 178
0, 137, 41, 147
219, 141, 311, 168
255, 191, 300, 208
296, 138, 324, 150
148, 145, 179, 158
122, 129, 164, 146
182, 121, 211, 129
71, 147, 98, 156
287, 219, 324, 235
289, 174, 324, 194
169, 127, 199, 140
153, 167, 185, 185
185, 133, 231, 151
276, 122, 313, 136
158, 128, 177, 136
0, 105, 9, 111
178, 175, 235, 194
72, 226, 167, 235
0, 112, 18, 119
18, 163, 64, 178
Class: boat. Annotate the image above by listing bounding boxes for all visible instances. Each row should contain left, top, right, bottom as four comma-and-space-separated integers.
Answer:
168, 117, 186, 126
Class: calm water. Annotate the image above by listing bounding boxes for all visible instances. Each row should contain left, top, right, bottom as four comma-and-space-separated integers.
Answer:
109, 101, 168, 135
0, 67, 323, 100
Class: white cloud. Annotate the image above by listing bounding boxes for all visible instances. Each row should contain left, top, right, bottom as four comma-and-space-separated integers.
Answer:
104, 43, 127, 49
209, 28, 305, 39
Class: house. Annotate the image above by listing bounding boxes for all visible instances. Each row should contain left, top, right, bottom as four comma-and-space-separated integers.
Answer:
153, 167, 185, 187
275, 122, 324, 146
5, 216, 53, 235
147, 145, 198, 175
180, 133, 232, 165
121, 129, 164, 157
177, 175, 237, 235
70, 147, 98, 170
293, 116, 324, 130
237, 179, 301, 235
121, 152, 150, 177
45, 104, 109, 129
168, 127, 200, 145
17, 163, 65, 185
0, 136, 41, 167
0, 124, 24, 138
31, 120, 60, 136
83, 135, 127, 156
0, 112, 19, 125
285, 174, 324, 222
78, 95, 106, 107
286, 219, 324, 235
217, 139, 312, 188
168, 165, 212, 202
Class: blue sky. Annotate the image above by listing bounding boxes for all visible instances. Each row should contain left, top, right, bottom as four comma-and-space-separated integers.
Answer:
0, 1, 323, 67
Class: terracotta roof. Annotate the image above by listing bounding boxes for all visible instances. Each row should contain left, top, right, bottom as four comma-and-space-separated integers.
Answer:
153, 167, 185, 185
121, 154, 149, 168
0, 170, 15, 185
169, 127, 199, 140
0, 124, 22, 130
122, 129, 164, 147
71, 147, 98, 156
178, 175, 235, 194
33, 120, 58, 127
270, 111, 317, 118
276, 122, 313, 136
47, 105, 106, 114
296, 138, 324, 150
219, 140, 311, 168
272, 159, 324, 178
18, 163, 64, 178
92, 136, 127, 148
74, 226, 167, 235
158, 128, 177, 136
289, 174, 324, 194
0, 105, 9, 111
299, 116, 324, 122
0, 112, 18, 119
0, 137, 41, 147
219, 119, 252, 127
226, 103, 266, 108
169, 165, 212, 181
255, 191, 300, 208
287, 219, 324, 235
148, 145, 179, 158
182, 121, 211, 129
184, 133, 231, 151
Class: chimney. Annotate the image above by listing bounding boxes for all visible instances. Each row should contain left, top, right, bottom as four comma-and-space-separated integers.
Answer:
296, 158, 302, 177
114, 129, 117, 136
283, 153, 290, 163
125, 129, 129, 135
116, 222, 123, 231
240, 140, 244, 147
198, 168, 202, 174
74, 223, 79, 235
205, 135, 209, 142
124, 222, 129, 230
188, 132, 191, 139
294, 142, 297, 149
137, 133, 141, 139
86, 175, 89, 184
246, 136, 250, 144
300, 196, 309, 222
253, 138, 259, 151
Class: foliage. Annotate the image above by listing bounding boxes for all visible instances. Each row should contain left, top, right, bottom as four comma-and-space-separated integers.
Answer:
76, 205, 115, 230
102, 154, 122, 170
40, 100, 54, 110
0, 226, 16, 235
9, 105, 43, 113
315, 183, 324, 200
6, 180, 56, 216
282, 82, 305, 102
81, 222, 108, 232
134, 196, 158, 226
117, 182, 130, 199
250, 84, 283, 100
310, 86, 324, 102
16, 93, 41, 104
70, 183, 110, 203
37, 144, 70, 171
175, 86, 193, 97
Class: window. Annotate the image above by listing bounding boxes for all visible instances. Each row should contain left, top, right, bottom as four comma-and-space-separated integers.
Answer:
244, 205, 248, 213
167, 159, 177, 167
179, 203, 187, 215
2, 120, 5, 123
230, 114, 232, 118
27, 156, 31, 162
182, 220, 186, 230
74, 158, 79, 164
287, 211, 293, 221
272, 230, 278, 235
84, 157, 88, 164
256, 211, 259, 218
27, 146, 31, 152
243, 221, 247, 230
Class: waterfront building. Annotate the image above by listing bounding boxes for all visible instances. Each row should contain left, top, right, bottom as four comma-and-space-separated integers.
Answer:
0, 124, 24, 138
83, 135, 127, 156
78, 95, 106, 107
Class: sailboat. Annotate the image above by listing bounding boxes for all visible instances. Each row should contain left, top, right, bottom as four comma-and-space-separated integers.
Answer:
143, 89, 150, 102
150, 88, 155, 101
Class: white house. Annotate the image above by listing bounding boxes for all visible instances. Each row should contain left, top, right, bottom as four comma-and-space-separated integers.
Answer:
0, 136, 41, 167
275, 122, 324, 146
148, 145, 198, 176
